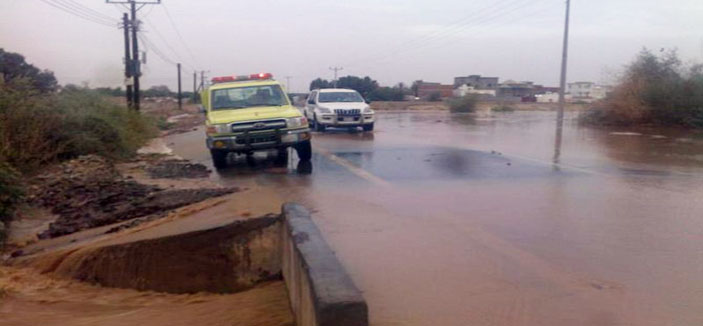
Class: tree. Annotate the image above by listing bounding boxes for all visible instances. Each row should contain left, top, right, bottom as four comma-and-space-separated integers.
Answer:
143, 85, 173, 98
581, 48, 703, 128
368, 87, 405, 101
309, 78, 332, 90
336, 76, 379, 98
0, 48, 58, 93
411, 80, 421, 97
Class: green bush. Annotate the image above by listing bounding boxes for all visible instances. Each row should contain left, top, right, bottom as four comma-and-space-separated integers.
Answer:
0, 161, 23, 226
447, 95, 478, 113
580, 49, 703, 128
0, 81, 157, 172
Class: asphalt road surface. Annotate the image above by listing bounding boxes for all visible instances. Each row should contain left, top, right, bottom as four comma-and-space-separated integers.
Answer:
167, 111, 703, 326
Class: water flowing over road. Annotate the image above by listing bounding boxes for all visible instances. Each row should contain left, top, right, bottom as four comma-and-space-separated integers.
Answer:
168, 110, 703, 326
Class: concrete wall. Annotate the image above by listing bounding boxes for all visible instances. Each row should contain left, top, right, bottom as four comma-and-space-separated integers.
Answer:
281, 203, 368, 326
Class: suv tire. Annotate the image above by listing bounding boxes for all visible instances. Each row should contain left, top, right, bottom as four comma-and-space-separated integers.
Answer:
363, 123, 374, 132
315, 118, 326, 132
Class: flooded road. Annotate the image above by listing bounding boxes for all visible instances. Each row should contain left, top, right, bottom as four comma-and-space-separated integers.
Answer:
167, 111, 703, 326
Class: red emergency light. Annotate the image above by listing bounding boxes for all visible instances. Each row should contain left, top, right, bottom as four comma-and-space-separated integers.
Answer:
211, 73, 274, 84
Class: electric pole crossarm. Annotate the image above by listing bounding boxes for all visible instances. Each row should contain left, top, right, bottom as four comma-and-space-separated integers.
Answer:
329, 66, 343, 88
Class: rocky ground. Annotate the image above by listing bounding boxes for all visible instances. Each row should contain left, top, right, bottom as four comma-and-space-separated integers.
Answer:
25, 155, 236, 239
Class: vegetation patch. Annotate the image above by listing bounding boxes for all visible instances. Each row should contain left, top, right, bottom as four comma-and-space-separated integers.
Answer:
447, 95, 478, 113
492, 105, 516, 112
580, 49, 703, 128
0, 49, 157, 173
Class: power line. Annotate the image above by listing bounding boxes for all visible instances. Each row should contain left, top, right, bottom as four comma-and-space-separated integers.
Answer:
161, 4, 199, 67
39, 0, 118, 27
140, 34, 178, 65
348, 0, 548, 69
143, 18, 183, 63
55, 0, 118, 23
345, 0, 527, 68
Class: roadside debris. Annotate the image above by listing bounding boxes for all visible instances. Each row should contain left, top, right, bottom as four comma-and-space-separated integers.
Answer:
26, 155, 235, 239
145, 159, 211, 179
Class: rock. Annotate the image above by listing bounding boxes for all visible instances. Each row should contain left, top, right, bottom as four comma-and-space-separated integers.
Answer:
145, 160, 211, 179
29, 155, 236, 239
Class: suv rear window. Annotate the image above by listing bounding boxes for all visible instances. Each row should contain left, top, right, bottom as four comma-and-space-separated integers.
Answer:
211, 85, 288, 110
318, 92, 364, 103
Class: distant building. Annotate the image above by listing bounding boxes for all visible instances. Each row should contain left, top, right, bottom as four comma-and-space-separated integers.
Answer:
567, 82, 612, 102
416, 81, 454, 99
454, 75, 499, 89
497, 80, 536, 99
453, 84, 496, 97
536, 92, 572, 103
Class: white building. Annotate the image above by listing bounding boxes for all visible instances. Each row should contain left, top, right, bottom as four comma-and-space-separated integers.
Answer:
536, 92, 573, 103
567, 82, 612, 102
453, 84, 496, 97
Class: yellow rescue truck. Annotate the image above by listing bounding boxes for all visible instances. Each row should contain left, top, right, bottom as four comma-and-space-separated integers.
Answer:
200, 73, 311, 169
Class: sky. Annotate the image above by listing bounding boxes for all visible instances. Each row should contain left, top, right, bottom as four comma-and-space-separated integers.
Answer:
1, 0, 702, 93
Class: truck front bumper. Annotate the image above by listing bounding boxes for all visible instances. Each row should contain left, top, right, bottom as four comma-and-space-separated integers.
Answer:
206, 128, 311, 151
318, 114, 374, 127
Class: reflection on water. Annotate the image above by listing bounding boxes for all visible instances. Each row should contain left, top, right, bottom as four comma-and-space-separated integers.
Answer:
212, 150, 314, 177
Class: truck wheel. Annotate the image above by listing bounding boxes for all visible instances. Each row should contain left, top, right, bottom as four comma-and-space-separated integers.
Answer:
295, 140, 312, 161
363, 123, 374, 132
316, 122, 326, 132
274, 148, 289, 166
210, 149, 228, 169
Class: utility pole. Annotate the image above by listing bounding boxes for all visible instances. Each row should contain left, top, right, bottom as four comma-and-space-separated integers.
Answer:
177, 63, 182, 110
200, 70, 205, 91
284, 76, 292, 93
329, 66, 343, 88
130, 1, 141, 111
554, 0, 570, 163
122, 13, 133, 109
193, 71, 197, 103
107, 1, 161, 111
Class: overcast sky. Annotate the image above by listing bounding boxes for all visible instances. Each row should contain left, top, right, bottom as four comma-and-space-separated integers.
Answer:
1, 0, 702, 92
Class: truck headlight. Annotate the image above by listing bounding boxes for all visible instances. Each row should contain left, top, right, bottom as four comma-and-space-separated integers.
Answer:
286, 116, 308, 129
363, 107, 374, 114
206, 123, 229, 135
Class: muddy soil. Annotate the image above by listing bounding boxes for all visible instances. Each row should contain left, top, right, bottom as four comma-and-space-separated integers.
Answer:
27, 155, 236, 239
145, 159, 211, 178
0, 266, 294, 326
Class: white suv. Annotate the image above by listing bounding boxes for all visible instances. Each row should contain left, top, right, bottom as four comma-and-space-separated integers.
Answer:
304, 88, 374, 132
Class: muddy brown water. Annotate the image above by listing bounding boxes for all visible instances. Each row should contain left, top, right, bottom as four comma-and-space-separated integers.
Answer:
166, 110, 703, 325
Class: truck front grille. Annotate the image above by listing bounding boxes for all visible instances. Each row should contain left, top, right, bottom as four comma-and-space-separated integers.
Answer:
231, 119, 286, 132
235, 133, 279, 145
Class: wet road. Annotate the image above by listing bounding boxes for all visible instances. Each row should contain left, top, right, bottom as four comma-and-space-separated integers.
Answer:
167, 111, 703, 326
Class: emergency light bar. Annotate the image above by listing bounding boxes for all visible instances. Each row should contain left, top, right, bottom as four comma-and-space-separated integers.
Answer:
211, 73, 273, 84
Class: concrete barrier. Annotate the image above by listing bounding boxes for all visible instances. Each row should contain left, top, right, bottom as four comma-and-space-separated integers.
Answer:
281, 203, 368, 326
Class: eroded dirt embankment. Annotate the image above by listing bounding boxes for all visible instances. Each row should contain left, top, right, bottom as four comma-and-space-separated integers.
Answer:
26, 214, 283, 294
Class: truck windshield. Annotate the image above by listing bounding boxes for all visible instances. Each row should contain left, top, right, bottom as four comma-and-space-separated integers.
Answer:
318, 92, 364, 103
211, 85, 288, 110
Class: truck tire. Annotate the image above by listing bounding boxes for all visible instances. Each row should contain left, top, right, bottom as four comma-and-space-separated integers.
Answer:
363, 123, 374, 132
295, 140, 312, 161
314, 115, 326, 132
210, 149, 228, 169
